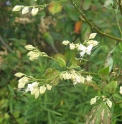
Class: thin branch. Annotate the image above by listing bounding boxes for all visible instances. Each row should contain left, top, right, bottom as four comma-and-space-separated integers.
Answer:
0, 36, 13, 52
118, 0, 122, 15
70, 0, 122, 42
116, 16, 122, 35
25, 0, 68, 8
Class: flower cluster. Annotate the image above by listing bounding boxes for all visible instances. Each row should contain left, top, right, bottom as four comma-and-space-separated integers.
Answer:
90, 96, 112, 108
60, 70, 92, 85
13, 5, 40, 16
14, 72, 52, 99
25, 82, 52, 99
62, 33, 98, 57
25, 45, 48, 61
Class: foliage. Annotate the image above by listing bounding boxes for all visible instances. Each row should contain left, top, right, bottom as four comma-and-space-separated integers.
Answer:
0, 0, 122, 124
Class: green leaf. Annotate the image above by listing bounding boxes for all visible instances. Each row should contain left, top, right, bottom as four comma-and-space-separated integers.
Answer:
82, 0, 91, 10
104, 81, 117, 93
86, 102, 111, 124
112, 93, 122, 103
105, 57, 113, 72
43, 68, 60, 86
7, 85, 16, 96
56, 57, 66, 67
105, 46, 115, 72
41, 105, 62, 116
69, 64, 81, 70
48, 3, 62, 15
98, 66, 109, 79
43, 32, 54, 45
64, 4, 79, 21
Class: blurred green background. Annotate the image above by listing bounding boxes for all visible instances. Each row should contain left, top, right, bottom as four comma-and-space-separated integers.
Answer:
0, 0, 122, 123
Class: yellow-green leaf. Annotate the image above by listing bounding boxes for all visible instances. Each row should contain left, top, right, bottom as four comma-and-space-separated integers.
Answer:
48, 3, 62, 15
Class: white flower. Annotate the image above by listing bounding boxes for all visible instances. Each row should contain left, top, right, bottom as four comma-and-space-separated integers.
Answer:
62, 72, 71, 80
18, 77, 28, 88
31, 8, 39, 16
90, 97, 97, 105
89, 33, 97, 39
35, 89, 40, 99
25, 82, 38, 92
62, 40, 70, 45
22, 7, 29, 14
14, 72, 25, 77
25, 45, 35, 50
46, 84, 52, 90
77, 44, 85, 51
86, 40, 99, 46
73, 75, 85, 84
86, 75, 92, 82
40, 52, 48, 57
79, 44, 93, 57
27, 51, 40, 61
69, 43, 75, 50
40, 86, 46, 94
106, 99, 112, 108
120, 86, 122, 94
13, 5, 23, 11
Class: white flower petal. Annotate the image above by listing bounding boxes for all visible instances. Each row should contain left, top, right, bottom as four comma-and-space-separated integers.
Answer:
89, 33, 97, 39
25, 45, 35, 50
18, 81, 26, 88
14, 72, 25, 77
86, 44, 93, 55
27, 51, 40, 61
35, 89, 40, 99
22, 7, 29, 14
80, 51, 85, 57
78, 44, 86, 51
90, 97, 97, 105
13, 5, 23, 11
40, 86, 46, 94
106, 99, 112, 108
86, 75, 92, 82
86, 40, 99, 46
31, 8, 39, 16
62, 40, 70, 45
46, 84, 52, 90
69, 43, 75, 50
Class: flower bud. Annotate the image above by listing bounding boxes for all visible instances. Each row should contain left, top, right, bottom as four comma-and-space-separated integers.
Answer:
25, 45, 35, 50
27, 51, 40, 61
62, 40, 70, 45
40, 86, 46, 94
22, 7, 29, 14
86, 75, 92, 82
31, 8, 39, 16
106, 99, 112, 108
46, 84, 52, 90
89, 33, 97, 39
69, 43, 75, 50
86, 40, 99, 46
14, 72, 25, 77
13, 5, 23, 11
18, 77, 28, 88
90, 97, 97, 105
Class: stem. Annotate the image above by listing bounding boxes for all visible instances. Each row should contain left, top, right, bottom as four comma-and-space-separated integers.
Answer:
80, 71, 98, 76
26, 0, 68, 8
0, 36, 13, 52
118, 0, 122, 15
70, 0, 122, 42
115, 10, 122, 36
